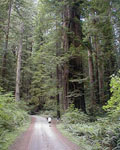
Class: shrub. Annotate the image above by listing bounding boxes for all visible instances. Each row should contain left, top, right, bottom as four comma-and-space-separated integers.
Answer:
61, 104, 89, 124
103, 72, 120, 120
0, 89, 29, 149
0, 92, 28, 130
60, 104, 120, 150
40, 110, 57, 118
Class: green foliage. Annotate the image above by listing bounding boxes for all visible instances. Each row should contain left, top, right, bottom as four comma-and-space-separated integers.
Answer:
0, 89, 29, 148
30, 44, 58, 110
60, 103, 120, 150
0, 0, 36, 93
43, 99, 57, 111
0, 0, 8, 40
59, 113, 120, 150
0, 92, 28, 129
62, 104, 89, 124
83, 0, 116, 105
29, 0, 63, 112
103, 72, 120, 119
40, 110, 57, 118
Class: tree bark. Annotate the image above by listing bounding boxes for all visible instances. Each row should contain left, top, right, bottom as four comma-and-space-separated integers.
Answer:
68, 0, 86, 112
15, 23, 24, 101
62, 0, 86, 112
56, 27, 61, 118
63, 64, 69, 110
62, 4, 70, 110
94, 37, 100, 104
88, 48, 96, 106
94, 36, 104, 105
56, 65, 61, 118
98, 54, 104, 105
1, 0, 12, 88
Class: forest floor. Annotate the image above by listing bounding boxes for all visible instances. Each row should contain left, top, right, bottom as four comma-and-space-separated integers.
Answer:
9, 116, 79, 150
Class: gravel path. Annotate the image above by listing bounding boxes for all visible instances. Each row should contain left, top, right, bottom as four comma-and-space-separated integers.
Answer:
10, 116, 79, 150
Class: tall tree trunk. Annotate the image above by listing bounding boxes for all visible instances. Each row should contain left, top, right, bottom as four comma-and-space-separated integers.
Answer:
63, 64, 69, 110
56, 27, 61, 118
94, 37, 100, 104
62, 0, 86, 112
56, 65, 61, 118
15, 24, 24, 101
88, 48, 96, 107
98, 54, 104, 105
1, 0, 12, 88
62, 4, 70, 110
69, 57, 86, 112
94, 36, 104, 105
69, 0, 86, 112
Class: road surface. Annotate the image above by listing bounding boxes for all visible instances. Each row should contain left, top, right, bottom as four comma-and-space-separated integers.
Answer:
10, 116, 79, 150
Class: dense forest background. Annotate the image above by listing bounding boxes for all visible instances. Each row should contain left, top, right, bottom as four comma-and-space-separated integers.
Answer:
0, 0, 120, 150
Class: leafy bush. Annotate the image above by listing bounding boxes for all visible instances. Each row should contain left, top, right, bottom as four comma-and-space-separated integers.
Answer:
103, 73, 120, 120
62, 104, 89, 124
60, 105, 120, 150
58, 72, 120, 150
40, 110, 57, 118
59, 116, 120, 150
0, 89, 29, 149
0, 92, 28, 130
110, 128, 120, 150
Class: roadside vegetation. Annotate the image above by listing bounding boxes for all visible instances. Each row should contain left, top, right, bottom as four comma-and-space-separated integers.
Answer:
58, 74, 120, 150
58, 109, 120, 150
0, 89, 29, 150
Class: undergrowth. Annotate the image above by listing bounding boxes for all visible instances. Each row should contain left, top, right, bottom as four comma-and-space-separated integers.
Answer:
39, 110, 57, 118
58, 105, 120, 150
0, 90, 29, 150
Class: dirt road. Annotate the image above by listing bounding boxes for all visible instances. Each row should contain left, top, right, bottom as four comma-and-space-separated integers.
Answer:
10, 116, 79, 150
